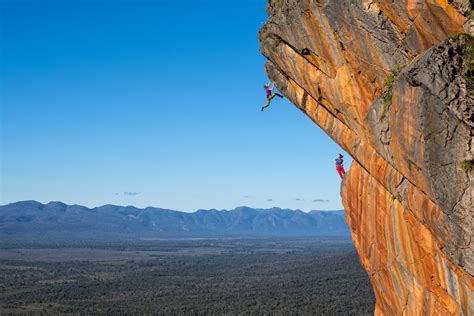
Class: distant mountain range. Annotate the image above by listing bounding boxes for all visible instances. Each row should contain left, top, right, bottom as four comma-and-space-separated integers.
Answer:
0, 201, 350, 239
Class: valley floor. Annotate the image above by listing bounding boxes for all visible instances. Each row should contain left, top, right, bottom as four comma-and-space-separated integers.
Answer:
0, 238, 374, 315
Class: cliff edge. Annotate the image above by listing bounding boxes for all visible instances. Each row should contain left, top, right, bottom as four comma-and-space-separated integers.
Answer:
258, 0, 473, 314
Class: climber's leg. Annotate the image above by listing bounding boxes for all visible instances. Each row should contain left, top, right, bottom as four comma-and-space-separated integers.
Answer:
261, 96, 274, 111
337, 167, 345, 179
274, 92, 284, 98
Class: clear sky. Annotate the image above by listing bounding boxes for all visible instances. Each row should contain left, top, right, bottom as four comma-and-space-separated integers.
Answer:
1, 0, 350, 212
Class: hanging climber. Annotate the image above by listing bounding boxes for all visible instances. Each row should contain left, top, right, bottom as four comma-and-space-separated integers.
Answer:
336, 153, 346, 179
261, 82, 284, 111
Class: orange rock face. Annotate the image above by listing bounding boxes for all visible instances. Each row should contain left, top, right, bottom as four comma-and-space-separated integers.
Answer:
259, 0, 473, 314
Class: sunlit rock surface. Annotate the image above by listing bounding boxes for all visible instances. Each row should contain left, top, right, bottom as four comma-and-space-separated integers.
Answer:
258, 0, 472, 314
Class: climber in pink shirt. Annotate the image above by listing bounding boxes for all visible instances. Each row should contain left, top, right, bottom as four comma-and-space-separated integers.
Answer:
261, 82, 284, 111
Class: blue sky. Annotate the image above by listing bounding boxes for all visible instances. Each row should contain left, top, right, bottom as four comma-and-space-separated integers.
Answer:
1, 0, 350, 211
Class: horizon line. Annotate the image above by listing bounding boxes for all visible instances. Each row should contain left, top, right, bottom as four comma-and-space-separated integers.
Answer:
1, 200, 345, 214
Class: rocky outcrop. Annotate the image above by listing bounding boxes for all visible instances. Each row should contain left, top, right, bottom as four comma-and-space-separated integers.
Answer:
259, 0, 473, 314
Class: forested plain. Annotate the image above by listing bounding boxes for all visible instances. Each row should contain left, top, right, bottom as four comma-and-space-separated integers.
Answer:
0, 238, 374, 315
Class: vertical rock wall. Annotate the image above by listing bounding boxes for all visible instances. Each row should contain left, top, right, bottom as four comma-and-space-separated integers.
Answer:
258, 0, 473, 314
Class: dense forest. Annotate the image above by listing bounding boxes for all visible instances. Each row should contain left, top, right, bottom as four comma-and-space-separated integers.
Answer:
0, 238, 374, 315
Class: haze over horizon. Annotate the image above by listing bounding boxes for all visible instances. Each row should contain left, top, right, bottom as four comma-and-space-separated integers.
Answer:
1, 0, 350, 212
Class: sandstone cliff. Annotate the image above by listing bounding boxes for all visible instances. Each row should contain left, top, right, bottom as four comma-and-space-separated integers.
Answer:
259, 1, 473, 314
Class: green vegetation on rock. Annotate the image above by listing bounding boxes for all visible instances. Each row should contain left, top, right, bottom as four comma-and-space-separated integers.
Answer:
380, 67, 401, 121
459, 159, 473, 172
460, 33, 474, 77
